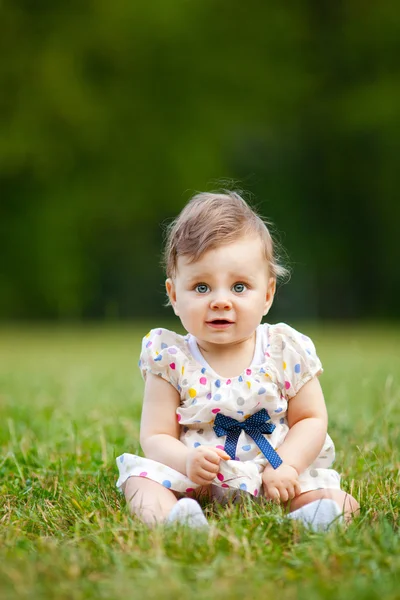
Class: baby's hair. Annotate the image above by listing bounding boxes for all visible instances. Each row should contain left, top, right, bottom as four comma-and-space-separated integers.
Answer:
163, 191, 289, 281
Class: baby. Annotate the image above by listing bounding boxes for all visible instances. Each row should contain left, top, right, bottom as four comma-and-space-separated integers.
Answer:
117, 192, 359, 529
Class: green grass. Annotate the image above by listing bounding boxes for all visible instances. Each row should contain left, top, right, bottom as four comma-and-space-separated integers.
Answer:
0, 323, 399, 600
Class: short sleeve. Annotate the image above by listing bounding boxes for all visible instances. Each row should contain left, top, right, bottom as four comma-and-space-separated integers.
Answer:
139, 328, 186, 391
269, 323, 323, 398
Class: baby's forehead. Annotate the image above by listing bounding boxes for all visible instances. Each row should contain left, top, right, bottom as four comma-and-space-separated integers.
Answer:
176, 236, 269, 275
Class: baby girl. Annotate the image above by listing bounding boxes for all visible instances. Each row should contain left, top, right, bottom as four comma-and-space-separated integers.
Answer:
117, 191, 359, 530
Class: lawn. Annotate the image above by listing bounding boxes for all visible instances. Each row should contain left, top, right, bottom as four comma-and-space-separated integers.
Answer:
0, 323, 399, 599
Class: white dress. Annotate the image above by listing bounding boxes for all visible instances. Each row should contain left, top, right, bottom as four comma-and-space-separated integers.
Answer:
116, 323, 341, 498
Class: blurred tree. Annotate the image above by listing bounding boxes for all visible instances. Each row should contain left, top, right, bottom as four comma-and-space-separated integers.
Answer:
0, 0, 399, 319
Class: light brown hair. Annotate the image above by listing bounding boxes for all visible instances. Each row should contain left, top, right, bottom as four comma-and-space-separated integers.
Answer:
163, 191, 289, 280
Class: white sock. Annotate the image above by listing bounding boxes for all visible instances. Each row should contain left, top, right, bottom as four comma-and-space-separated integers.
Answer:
166, 498, 209, 529
287, 499, 344, 532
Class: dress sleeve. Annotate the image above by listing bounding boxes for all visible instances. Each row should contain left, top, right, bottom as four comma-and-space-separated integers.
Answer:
138, 328, 185, 391
269, 323, 323, 398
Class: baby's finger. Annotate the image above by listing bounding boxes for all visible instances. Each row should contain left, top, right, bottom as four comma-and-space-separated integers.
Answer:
265, 486, 280, 503
278, 487, 289, 503
286, 485, 296, 500
293, 480, 302, 497
197, 467, 218, 482
213, 447, 231, 461
202, 448, 222, 465
202, 459, 220, 474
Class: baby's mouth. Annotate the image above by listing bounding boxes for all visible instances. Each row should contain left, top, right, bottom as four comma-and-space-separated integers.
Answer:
206, 319, 234, 327
209, 319, 232, 324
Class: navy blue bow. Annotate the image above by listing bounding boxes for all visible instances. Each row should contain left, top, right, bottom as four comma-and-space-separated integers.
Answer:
213, 408, 282, 469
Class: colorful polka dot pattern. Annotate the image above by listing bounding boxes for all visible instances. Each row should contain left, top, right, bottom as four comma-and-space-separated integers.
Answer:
116, 322, 333, 499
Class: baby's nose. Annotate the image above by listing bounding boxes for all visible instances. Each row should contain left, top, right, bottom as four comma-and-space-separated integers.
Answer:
210, 294, 233, 310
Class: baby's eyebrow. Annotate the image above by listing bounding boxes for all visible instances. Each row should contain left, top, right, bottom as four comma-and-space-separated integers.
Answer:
186, 273, 256, 284
186, 277, 213, 287
184, 273, 209, 283
226, 270, 256, 280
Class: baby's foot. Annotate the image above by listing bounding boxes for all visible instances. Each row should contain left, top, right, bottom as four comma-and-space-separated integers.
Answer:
287, 499, 343, 532
167, 498, 209, 529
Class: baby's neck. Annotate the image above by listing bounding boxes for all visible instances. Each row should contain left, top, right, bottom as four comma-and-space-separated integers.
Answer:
196, 332, 256, 378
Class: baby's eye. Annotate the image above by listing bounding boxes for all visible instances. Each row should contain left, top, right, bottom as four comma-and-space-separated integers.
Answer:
195, 284, 210, 294
232, 283, 247, 293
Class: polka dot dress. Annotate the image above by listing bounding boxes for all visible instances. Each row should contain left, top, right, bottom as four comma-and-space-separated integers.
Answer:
116, 323, 341, 497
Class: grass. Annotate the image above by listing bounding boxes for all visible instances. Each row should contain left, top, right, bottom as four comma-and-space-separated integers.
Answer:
0, 322, 399, 599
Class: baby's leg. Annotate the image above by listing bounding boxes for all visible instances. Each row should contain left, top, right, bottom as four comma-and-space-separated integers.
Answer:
288, 488, 360, 523
122, 477, 209, 528
122, 477, 178, 526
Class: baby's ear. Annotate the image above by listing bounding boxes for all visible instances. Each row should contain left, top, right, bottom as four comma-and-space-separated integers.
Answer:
165, 278, 179, 315
263, 277, 276, 315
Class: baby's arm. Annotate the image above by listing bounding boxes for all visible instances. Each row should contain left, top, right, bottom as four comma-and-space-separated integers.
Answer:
140, 373, 228, 485
276, 376, 328, 472
262, 376, 327, 501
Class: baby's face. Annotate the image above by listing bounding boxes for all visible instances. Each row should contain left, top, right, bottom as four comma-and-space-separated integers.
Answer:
166, 236, 275, 348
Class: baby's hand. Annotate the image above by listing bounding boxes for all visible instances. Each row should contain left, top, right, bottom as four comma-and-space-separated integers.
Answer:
186, 446, 230, 486
262, 464, 301, 503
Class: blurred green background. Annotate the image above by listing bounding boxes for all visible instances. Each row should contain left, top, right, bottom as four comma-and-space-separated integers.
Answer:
1, 1, 399, 322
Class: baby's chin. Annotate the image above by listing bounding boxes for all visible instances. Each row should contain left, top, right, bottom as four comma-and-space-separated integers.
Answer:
197, 331, 257, 347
